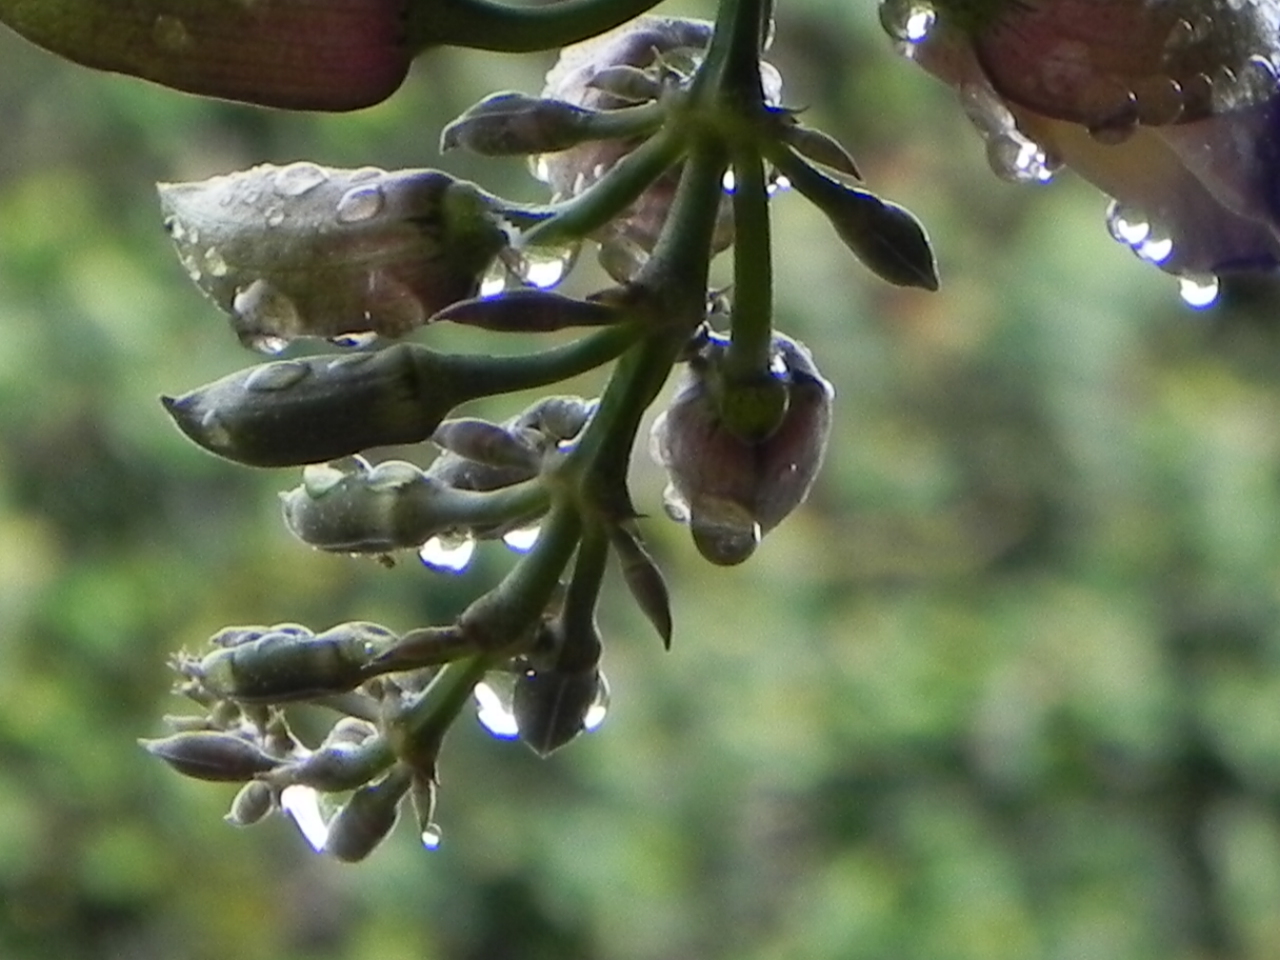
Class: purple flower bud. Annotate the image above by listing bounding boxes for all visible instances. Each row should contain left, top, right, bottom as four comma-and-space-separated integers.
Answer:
141, 731, 281, 782
650, 332, 833, 565
158, 165, 507, 349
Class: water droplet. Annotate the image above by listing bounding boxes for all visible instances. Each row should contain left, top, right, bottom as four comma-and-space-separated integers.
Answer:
265, 206, 286, 228
513, 244, 576, 289
986, 135, 1055, 184
349, 166, 384, 183
1105, 201, 1151, 246
1136, 233, 1174, 264
280, 785, 329, 852
528, 154, 553, 184
421, 825, 443, 850
690, 497, 761, 566
420, 532, 476, 572
336, 185, 385, 224
767, 175, 791, 196
152, 14, 191, 51
878, 0, 935, 43
233, 279, 301, 337
661, 483, 690, 523
583, 673, 610, 732
273, 162, 329, 198
204, 247, 229, 277
164, 216, 187, 241
1178, 274, 1219, 309
248, 335, 289, 355
721, 169, 737, 192
199, 410, 233, 450
502, 526, 540, 552
331, 331, 378, 349
245, 360, 310, 392
479, 260, 508, 297
302, 462, 348, 498
474, 676, 520, 738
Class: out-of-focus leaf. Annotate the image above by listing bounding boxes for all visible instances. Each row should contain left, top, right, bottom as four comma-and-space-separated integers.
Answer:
0, 0, 411, 110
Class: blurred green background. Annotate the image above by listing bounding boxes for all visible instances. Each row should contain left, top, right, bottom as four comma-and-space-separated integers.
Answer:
4, 2, 1280, 958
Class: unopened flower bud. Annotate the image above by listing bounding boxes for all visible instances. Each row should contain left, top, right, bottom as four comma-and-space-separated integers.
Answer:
225, 780, 275, 826
161, 344, 458, 467
193, 621, 397, 703
158, 165, 507, 348
441, 92, 602, 156
273, 737, 388, 792
651, 332, 833, 565
141, 731, 281, 782
323, 769, 410, 862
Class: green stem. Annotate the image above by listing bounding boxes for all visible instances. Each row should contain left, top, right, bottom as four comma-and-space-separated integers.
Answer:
440, 321, 643, 401
559, 526, 608, 666
414, 0, 668, 53
725, 146, 773, 379
519, 125, 687, 249
691, 0, 768, 104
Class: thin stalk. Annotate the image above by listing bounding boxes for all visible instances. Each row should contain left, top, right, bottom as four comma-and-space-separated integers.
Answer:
725, 146, 773, 379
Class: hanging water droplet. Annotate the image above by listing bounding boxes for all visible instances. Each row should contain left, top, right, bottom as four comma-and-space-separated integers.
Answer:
233, 279, 301, 337
502, 526, 540, 552
474, 676, 520, 738
878, 0, 935, 43
273, 162, 330, 198
479, 258, 508, 298
528, 154, 553, 184
420, 532, 476, 572
986, 135, 1055, 184
336, 185, 385, 223
721, 169, 737, 192
690, 498, 761, 566
582, 673, 610, 732
1178, 274, 1220, 309
204, 247, 229, 277
248, 334, 289, 355
1106, 201, 1151, 247
661, 483, 690, 523
421, 824, 443, 850
245, 360, 310, 392
1136, 233, 1174, 264
767, 175, 791, 196
264, 205, 286, 228
514, 244, 576, 289
280, 785, 329, 852
331, 331, 378, 349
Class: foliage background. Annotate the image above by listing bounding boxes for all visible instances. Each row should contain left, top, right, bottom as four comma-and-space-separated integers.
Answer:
3, 1, 1280, 958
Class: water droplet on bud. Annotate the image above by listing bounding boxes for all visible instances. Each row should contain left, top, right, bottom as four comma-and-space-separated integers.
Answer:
421, 825, 443, 850
336, 185, 385, 224
502, 526, 540, 553
690, 498, 761, 566
1178, 274, 1219, 308
419, 533, 476, 572
583, 673, 610, 732
274, 162, 330, 197
475, 676, 520, 738
244, 360, 310, 392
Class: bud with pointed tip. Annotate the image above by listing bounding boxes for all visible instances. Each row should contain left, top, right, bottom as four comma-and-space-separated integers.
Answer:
323, 768, 410, 862
158, 165, 507, 348
141, 731, 281, 782
442, 92, 603, 156
650, 331, 833, 565
191, 622, 397, 703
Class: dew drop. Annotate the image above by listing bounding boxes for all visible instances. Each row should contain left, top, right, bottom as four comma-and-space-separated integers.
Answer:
233, 279, 301, 337
302, 462, 348, 498
280, 785, 329, 852
273, 162, 329, 198
474, 676, 520, 738
514, 245, 576, 289
479, 260, 509, 298
420, 532, 476, 572
878, 0, 935, 43
502, 526, 540, 552
986, 135, 1055, 184
1136, 233, 1174, 264
583, 673, 610, 732
152, 14, 191, 51
245, 360, 310, 392
336, 185, 385, 223
661, 483, 690, 523
204, 247, 229, 278
1105, 200, 1150, 246
349, 166, 384, 182
721, 169, 737, 192
528, 154, 553, 184
248, 334, 289, 356
265, 206, 286, 228
1178, 274, 1219, 309
767, 175, 791, 196
421, 825, 443, 850
198, 409, 233, 451
331, 331, 378, 349
690, 498, 761, 566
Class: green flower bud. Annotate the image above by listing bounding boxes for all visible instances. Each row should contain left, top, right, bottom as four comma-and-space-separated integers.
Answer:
141, 731, 280, 782
323, 769, 410, 862
158, 165, 507, 349
513, 666, 610, 757
192, 622, 397, 703
161, 345, 456, 468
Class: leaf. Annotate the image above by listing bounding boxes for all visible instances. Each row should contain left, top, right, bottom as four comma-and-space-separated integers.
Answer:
608, 524, 673, 649
0, 0, 411, 110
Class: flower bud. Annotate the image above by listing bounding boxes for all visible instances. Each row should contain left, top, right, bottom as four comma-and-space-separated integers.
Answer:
441, 92, 602, 156
650, 332, 833, 565
158, 165, 506, 348
225, 780, 276, 827
141, 731, 280, 782
323, 769, 410, 862
193, 622, 397, 703
161, 345, 457, 467
272, 738, 388, 793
